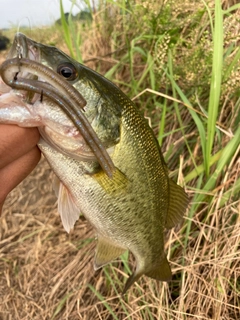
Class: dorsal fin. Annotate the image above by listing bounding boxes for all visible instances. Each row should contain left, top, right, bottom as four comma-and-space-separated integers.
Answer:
165, 179, 189, 229
94, 235, 126, 269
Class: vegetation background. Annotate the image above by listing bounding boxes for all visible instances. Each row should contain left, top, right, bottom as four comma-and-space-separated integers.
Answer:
0, 0, 239, 319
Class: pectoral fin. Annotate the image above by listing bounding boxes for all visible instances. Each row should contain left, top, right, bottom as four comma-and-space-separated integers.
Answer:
94, 235, 127, 270
57, 180, 80, 233
165, 179, 189, 229
93, 167, 128, 194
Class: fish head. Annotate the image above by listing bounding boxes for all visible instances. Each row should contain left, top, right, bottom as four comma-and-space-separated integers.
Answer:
0, 33, 123, 162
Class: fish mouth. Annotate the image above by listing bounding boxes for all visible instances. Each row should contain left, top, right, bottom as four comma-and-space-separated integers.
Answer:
8, 33, 39, 61
0, 33, 41, 97
0, 33, 116, 177
0, 33, 36, 94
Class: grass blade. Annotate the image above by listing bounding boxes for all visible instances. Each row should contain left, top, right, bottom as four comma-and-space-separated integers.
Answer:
205, 0, 223, 176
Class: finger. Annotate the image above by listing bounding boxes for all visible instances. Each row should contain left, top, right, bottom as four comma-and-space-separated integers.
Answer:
0, 124, 40, 169
0, 146, 41, 212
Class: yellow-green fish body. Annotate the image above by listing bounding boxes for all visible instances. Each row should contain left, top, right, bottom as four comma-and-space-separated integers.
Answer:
38, 80, 188, 293
0, 33, 189, 292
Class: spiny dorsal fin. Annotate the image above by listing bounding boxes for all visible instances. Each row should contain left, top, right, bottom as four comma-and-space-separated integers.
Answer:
94, 235, 126, 270
122, 255, 172, 294
57, 181, 80, 233
165, 179, 189, 229
93, 167, 128, 194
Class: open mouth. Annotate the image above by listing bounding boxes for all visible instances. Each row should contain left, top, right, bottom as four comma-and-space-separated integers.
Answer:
0, 33, 116, 178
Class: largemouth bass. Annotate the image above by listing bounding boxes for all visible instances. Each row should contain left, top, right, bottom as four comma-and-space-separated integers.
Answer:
0, 33, 189, 293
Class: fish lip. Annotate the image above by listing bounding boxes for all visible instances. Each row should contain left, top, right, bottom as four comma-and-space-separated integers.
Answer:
7, 33, 40, 62
2, 33, 42, 104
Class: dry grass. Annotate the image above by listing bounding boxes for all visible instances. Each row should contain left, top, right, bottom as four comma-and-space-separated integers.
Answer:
0, 159, 239, 319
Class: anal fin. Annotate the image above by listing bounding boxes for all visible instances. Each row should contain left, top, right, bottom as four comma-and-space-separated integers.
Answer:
94, 235, 127, 270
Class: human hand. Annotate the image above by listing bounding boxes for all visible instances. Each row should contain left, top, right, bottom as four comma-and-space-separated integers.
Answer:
0, 125, 41, 213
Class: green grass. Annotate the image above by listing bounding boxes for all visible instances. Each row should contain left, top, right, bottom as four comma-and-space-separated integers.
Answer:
59, 0, 83, 62
205, 0, 223, 177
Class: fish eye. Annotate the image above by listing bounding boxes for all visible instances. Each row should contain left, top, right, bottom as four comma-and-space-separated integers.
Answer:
57, 63, 78, 81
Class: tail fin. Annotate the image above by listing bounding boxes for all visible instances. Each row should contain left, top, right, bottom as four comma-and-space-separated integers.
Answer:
145, 256, 172, 281
122, 256, 172, 294
122, 272, 142, 295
